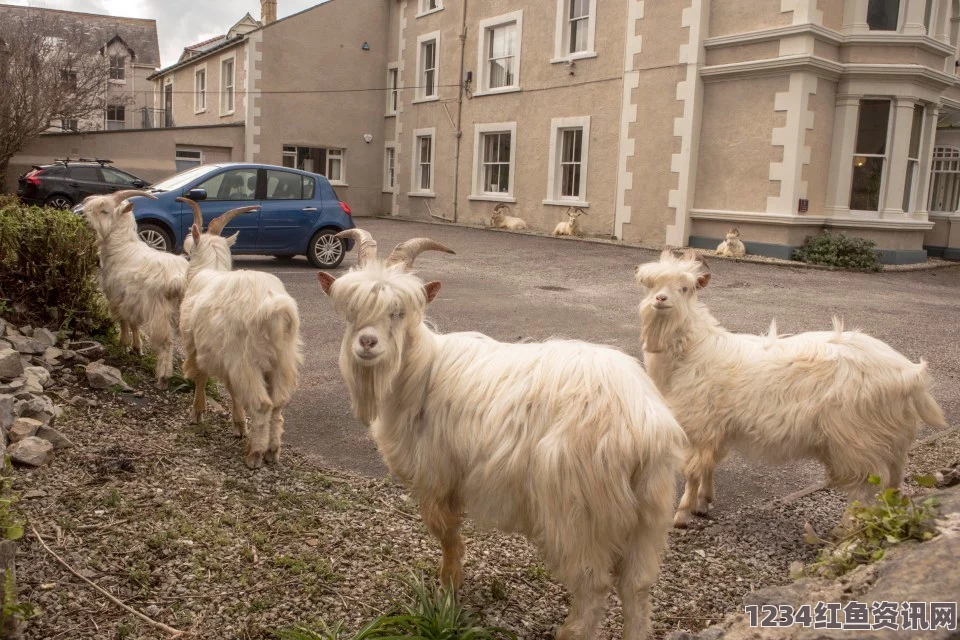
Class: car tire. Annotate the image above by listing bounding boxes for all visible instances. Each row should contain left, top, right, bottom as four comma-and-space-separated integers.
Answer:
137, 222, 173, 253
45, 194, 73, 210
307, 229, 346, 269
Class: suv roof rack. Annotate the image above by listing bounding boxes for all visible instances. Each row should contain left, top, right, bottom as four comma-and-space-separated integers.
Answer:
52, 157, 113, 166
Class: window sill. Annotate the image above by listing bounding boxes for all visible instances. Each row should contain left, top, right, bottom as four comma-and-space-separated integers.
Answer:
469, 194, 516, 204
409, 191, 436, 198
329, 181, 348, 187
194, 108, 207, 115
550, 51, 598, 64
412, 95, 440, 104
416, 7, 443, 18
108, 79, 127, 85
385, 111, 397, 118
543, 199, 589, 208
474, 86, 521, 97
220, 110, 236, 118
382, 188, 396, 194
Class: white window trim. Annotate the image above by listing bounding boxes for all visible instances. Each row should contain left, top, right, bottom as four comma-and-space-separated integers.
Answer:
416, 0, 443, 18
326, 148, 347, 186
470, 121, 518, 203
194, 64, 207, 114
411, 127, 436, 196
176, 148, 204, 165
552, 0, 598, 63
544, 116, 590, 207
384, 142, 398, 193
219, 53, 237, 117
414, 31, 441, 104
386, 63, 399, 116
475, 11, 524, 97
849, 97, 895, 215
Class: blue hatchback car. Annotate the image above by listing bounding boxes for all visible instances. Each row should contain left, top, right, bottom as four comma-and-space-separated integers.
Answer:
107, 162, 355, 269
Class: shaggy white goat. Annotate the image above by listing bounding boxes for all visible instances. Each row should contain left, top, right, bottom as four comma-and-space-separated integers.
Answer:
178, 198, 303, 469
635, 250, 947, 528
552, 207, 586, 237
318, 230, 686, 640
489, 203, 528, 230
715, 228, 746, 258
83, 190, 187, 388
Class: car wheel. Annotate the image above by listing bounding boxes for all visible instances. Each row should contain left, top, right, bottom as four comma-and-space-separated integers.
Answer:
307, 229, 346, 269
137, 222, 173, 253
45, 195, 73, 210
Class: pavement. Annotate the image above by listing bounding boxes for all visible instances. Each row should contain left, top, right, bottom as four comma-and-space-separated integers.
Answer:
233, 217, 960, 515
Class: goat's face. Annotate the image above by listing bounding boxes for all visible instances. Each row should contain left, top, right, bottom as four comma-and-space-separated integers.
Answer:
82, 196, 134, 241
726, 228, 741, 241
185, 227, 238, 270
635, 251, 711, 352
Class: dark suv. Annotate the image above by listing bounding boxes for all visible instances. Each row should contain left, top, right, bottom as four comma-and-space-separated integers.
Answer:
17, 159, 148, 209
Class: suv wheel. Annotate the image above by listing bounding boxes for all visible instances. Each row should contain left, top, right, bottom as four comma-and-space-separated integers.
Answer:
307, 229, 346, 269
137, 222, 173, 253
45, 195, 73, 210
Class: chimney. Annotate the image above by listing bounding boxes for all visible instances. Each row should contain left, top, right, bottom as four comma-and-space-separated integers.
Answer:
261, 0, 277, 25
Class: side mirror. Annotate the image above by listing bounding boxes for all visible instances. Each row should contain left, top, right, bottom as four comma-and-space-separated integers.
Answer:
185, 188, 207, 201
132, 179, 146, 188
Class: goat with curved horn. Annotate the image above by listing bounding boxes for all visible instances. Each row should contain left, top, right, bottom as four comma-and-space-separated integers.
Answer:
176, 197, 204, 229
207, 206, 260, 236
385, 238, 455, 270
112, 190, 158, 203
335, 229, 378, 267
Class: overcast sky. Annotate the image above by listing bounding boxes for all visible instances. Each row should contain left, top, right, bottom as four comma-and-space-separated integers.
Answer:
3, 0, 327, 67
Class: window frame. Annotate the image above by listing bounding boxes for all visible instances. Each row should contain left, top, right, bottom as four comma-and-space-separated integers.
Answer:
326, 148, 346, 185
415, 31, 441, 103
196, 167, 259, 202
928, 145, 960, 212
866, 0, 905, 32
106, 104, 126, 130
386, 64, 399, 116
175, 149, 203, 173
194, 65, 207, 114
109, 53, 126, 82
281, 145, 347, 185
220, 54, 237, 116
545, 116, 590, 207
411, 127, 436, 196
470, 121, 518, 203
265, 169, 308, 200
849, 98, 894, 213
552, 0, 598, 63
902, 103, 925, 212
476, 11, 524, 96
417, 0, 443, 18
384, 143, 397, 193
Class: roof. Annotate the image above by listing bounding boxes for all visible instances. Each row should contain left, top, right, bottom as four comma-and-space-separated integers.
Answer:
149, 34, 247, 79
179, 35, 229, 62
0, 4, 160, 68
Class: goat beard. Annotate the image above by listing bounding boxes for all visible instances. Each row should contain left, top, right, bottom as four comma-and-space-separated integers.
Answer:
340, 346, 401, 426
639, 304, 685, 354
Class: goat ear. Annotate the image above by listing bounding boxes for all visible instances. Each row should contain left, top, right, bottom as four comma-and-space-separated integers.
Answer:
317, 271, 337, 296
696, 272, 711, 289
190, 224, 201, 244
225, 231, 240, 247
424, 281, 442, 303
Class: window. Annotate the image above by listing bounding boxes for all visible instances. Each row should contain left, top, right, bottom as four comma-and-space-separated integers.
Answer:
303, 175, 316, 199
416, 32, 440, 101
60, 69, 77, 90
327, 149, 344, 183
266, 170, 306, 200
554, 0, 596, 61
924, 0, 935, 34
384, 145, 397, 191
101, 167, 139, 186
418, 0, 442, 16
472, 122, 517, 200
106, 105, 126, 130
175, 149, 203, 172
867, 0, 900, 31
478, 12, 522, 94
69, 166, 100, 182
281, 145, 346, 183
60, 119, 78, 132
546, 116, 590, 205
903, 104, 925, 212
221, 57, 235, 114
387, 66, 399, 115
412, 128, 435, 194
850, 100, 891, 211
928, 146, 960, 212
109, 54, 125, 80
195, 68, 206, 112
197, 168, 258, 200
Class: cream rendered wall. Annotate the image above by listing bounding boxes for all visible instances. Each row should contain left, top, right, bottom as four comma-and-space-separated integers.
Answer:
802, 78, 837, 216
708, 0, 791, 37
154, 41, 248, 128
818, 0, 843, 30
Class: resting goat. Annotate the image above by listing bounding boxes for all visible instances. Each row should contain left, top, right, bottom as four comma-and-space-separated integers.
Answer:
83, 190, 187, 389
179, 198, 302, 469
552, 207, 586, 237
318, 230, 685, 640
489, 203, 528, 230
715, 228, 746, 258
635, 250, 947, 528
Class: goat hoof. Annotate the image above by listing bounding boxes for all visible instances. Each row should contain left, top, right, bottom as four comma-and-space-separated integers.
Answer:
672, 512, 691, 529
156, 378, 168, 391
189, 410, 203, 425
244, 451, 265, 469
265, 447, 281, 463
439, 566, 463, 592
232, 422, 247, 438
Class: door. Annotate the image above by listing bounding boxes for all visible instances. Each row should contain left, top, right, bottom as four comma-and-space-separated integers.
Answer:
183, 167, 261, 250
164, 84, 173, 128
257, 170, 318, 252
67, 165, 104, 201
100, 167, 143, 193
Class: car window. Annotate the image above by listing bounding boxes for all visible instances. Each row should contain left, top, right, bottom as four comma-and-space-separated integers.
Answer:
197, 168, 258, 201
265, 170, 303, 200
44, 166, 66, 178
101, 167, 137, 185
150, 165, 217, 192
69, 166, 101, 181
303, 175, 316, 200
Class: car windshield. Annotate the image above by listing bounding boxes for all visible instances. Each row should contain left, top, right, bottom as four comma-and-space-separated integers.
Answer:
148, 165, 220, 193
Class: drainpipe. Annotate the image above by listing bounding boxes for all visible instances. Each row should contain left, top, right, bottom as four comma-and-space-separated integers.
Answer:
452, 0, 468, 223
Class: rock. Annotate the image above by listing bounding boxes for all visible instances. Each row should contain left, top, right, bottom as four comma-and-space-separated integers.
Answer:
23, 489, 47, 499
0, 394, 13, 431
37, 425, 74, 449
43, 347, 64, 365
23, 366, 52, 388
4, 325, 20, 338
67, 341, 105, 360
0, 339, 9, 350
18, 326, 33, 337
9, 417, 42, 442
145, 605, 161, 617
60, 373, 78, 385
70, 396, 99, 408
0, 380, 23, 395
85, 361, 131, 391
8, 436, 53, 467
0, 348, 23, 378
15, 395, 56, 425
7, 335, 46, 355
32, 328, 57, 348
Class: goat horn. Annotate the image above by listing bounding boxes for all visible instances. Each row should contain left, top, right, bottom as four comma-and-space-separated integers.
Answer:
112, 190, 157, 202
207, 206, 260, 236
385, 238, 455, 270
176, 197, 203, 229
336, 229, 378, 267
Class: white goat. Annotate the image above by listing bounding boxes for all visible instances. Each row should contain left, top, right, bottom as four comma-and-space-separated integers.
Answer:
552, 207, 586, 237
83, 190, 187, 388
635, 250, 947, 528
178, 198, 302, 469
715, 228, 746, 258
489, 203, 528, 230
318, 229, 686, 640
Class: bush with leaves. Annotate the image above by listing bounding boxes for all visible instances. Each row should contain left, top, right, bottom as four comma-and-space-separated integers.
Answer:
0, 198, 112, 335
793, 232, 883, 271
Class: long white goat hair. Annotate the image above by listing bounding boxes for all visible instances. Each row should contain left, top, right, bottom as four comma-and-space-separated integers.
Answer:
178, 199, 302, 469
318, 230, 686, 640
83, 191, 187, 388
490, 203, 528, 230
635, 250, 947, 528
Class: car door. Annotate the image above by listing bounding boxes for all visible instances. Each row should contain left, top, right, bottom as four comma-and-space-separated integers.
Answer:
182, 167, 261, 250
257, 170, 318, 252
67, 165, 103, 202
100, 167, 145, 193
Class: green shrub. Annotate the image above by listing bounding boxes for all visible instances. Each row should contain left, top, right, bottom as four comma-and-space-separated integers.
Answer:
0, 198, 112, 335
793, 232, 882, 271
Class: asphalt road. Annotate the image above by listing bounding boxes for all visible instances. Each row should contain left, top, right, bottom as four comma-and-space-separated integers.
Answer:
233, 218, 960, 513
